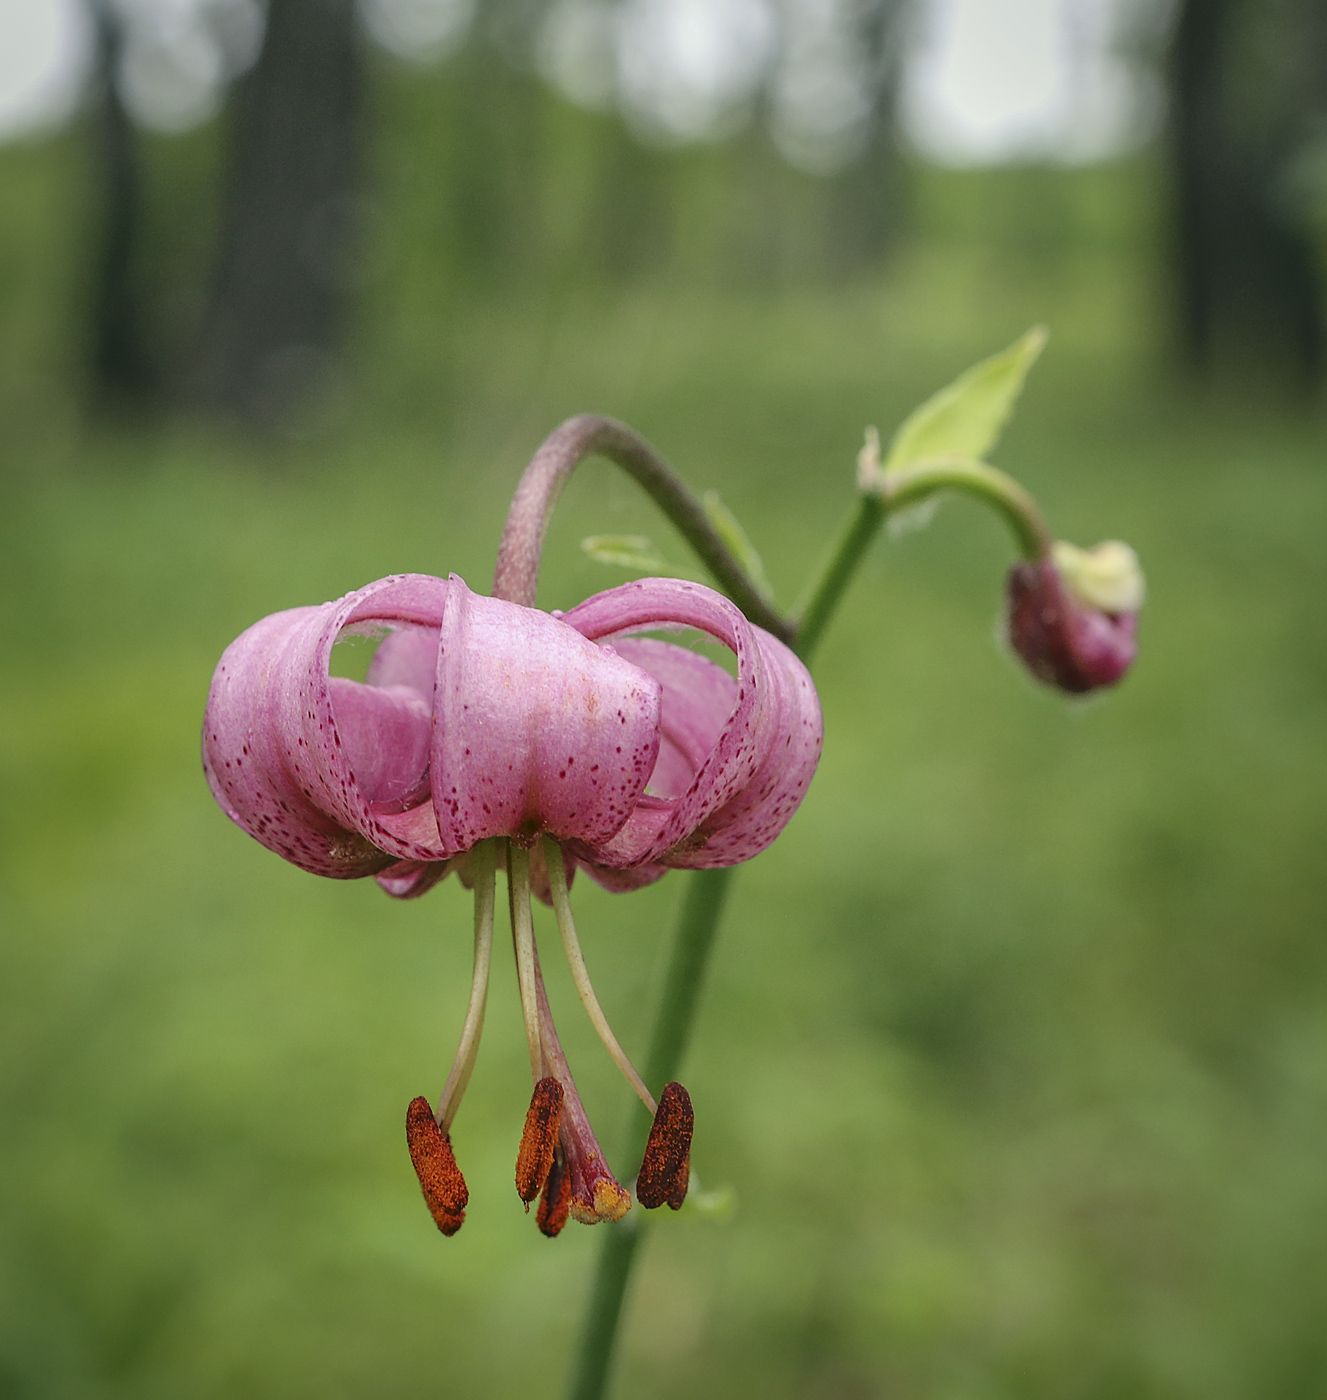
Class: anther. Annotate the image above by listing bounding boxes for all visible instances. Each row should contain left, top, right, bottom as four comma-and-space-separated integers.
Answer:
406, 1096, 468, 1236
635, 1081, 693, 1211
515, 1076, 564, 1205
537, 1150, 572, 1237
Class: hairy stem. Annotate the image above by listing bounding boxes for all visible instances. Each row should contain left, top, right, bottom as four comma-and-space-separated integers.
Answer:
493, 414, 792, 642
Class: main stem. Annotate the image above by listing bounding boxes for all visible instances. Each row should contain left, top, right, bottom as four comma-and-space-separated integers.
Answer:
506, 422, 1054, 1399
565, 867, 734, 1400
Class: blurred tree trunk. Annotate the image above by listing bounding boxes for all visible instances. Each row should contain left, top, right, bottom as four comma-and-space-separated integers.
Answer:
190, 0, 362, 431
1166, 0, 1327, 388
85, 0, 155, 411
827, 0, 909, 274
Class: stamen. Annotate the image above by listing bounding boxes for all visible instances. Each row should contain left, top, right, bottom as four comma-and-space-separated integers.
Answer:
636, 1081, 693, 1211
543, 839, 657, 1115
515, 1076, 564, 1205
537, 1149, 572, 1237
507, 842, 545, 1081
406, 1096, 468, 1235
531, 950, 633, 1224
437, 838, 497, 1129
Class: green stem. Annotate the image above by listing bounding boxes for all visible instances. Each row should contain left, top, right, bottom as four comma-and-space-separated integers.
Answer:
793, 454, 1052, 663
882, 455, 1052, 561
565, 868, 734, 1400
792, 494, 883, 665
562, 441, 1053, 1400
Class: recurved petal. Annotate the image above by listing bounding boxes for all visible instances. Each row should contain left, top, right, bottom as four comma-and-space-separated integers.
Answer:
327, 679, 430, 813
429, 576, 663, 853
203, 574, 457, 877
561, 578, 822, 870
577, 856, 671, 893
375, 858, 456, 899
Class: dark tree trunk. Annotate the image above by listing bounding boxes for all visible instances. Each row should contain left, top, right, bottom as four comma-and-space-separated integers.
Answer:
827, 0, 909, 274
85, 0, 155, 410
1166, 0, 1327, 388
190, 0, 362, 430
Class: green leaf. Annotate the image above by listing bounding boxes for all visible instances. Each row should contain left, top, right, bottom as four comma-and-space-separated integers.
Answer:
701, 491, 775, 604
580, 534, 668, 573
882, 325, 1048, 474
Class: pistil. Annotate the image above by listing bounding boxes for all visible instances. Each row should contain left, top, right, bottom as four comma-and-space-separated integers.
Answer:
532, 949, 632, 1229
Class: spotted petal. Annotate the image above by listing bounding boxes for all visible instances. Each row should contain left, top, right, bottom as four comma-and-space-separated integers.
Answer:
428, 575, 663, 853
203, 574, 453, 877
561, 578, 822, 871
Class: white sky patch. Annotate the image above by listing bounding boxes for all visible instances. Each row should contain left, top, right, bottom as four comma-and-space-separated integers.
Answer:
769, 0, 875, 175
0, 0, 92, 138
360, 0, 474, 65
901, 0, 1155, 165
115, 0, 263, 131
0, 0, 1159, 162
614, 0, 774, 144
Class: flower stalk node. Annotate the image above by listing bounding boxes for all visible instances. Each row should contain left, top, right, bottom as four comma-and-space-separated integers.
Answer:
636, 1081, 694, 1211
405, 1096, 468, 1236
516, 1076, 565, 1206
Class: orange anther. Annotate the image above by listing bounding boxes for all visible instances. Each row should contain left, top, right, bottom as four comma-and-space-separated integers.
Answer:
537, 1152, 572, 1238
636, 1081, 693, 1211
406, 1096, 468, 1236
516, 1076, 565, 1204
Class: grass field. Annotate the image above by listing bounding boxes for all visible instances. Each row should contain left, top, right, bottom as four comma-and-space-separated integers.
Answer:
2, 134, 1326, 1399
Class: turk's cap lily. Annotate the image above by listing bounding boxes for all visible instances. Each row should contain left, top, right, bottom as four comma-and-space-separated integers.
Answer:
203, 569, 821, 1235
203, 571, 821, 893
1006, 540, 1142, 695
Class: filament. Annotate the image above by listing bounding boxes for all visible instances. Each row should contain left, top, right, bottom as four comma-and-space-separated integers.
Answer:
507, 842, 545, 1081
437, 839, 497, 1129
544, 839, 656, 1114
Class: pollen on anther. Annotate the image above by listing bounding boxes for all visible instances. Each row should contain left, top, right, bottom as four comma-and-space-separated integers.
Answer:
536, 1151, 572, 1237
406, 1096, 468, 1236
515, 1077, 564, 1205
636, 1081, 693, 1211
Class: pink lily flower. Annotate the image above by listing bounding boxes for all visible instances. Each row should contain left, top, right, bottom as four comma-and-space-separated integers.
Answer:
203, 570, 821, 1234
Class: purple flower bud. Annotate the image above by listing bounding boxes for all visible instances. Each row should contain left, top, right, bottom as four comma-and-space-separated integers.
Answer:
1006, 542, 1141, 695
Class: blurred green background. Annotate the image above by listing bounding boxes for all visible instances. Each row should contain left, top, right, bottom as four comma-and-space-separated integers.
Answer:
2, 2, 1327, 1397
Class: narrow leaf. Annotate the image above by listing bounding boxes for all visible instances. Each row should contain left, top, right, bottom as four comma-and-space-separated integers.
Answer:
883, 325, 1048, 473
581, 535, 667, 573
701, 491, 775, 604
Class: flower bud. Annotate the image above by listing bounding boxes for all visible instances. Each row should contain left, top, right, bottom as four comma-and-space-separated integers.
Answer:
1007, 541, 1141, 694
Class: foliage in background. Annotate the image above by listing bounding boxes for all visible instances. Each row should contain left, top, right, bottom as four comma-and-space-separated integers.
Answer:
3, 73, 1327, 1395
